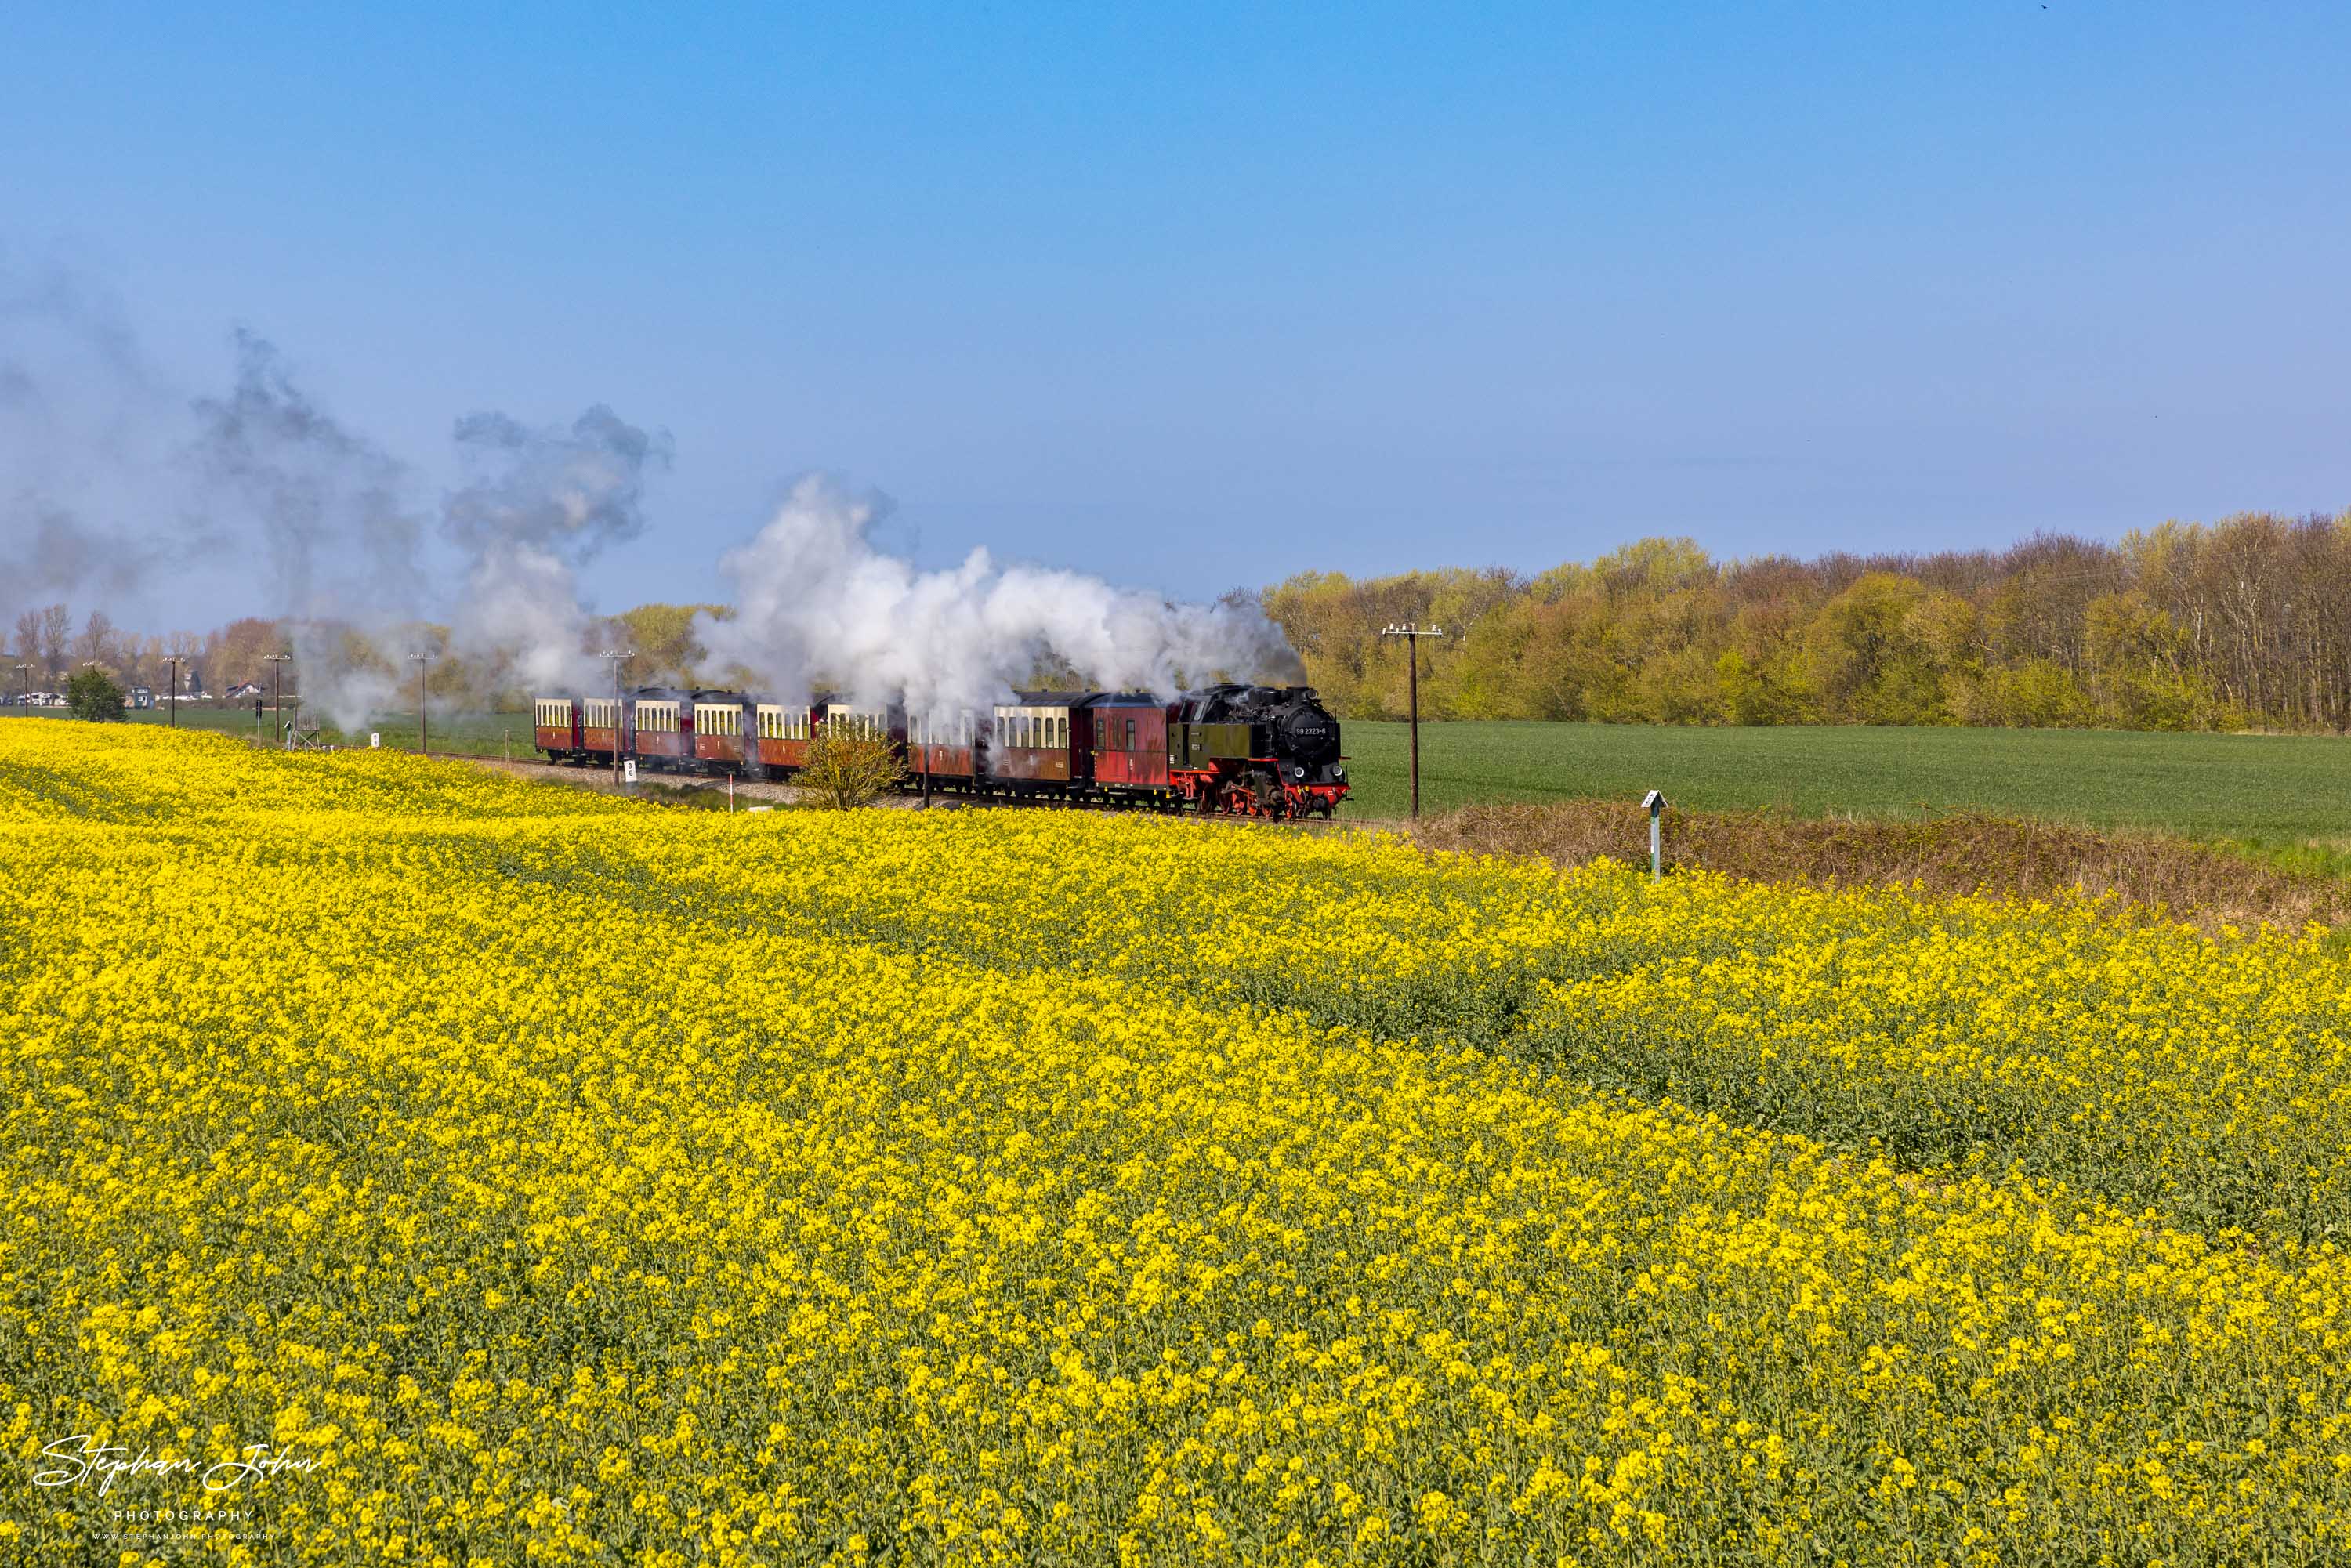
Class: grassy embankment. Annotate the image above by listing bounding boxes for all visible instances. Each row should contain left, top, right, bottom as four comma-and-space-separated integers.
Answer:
1335, 720, 2351, 927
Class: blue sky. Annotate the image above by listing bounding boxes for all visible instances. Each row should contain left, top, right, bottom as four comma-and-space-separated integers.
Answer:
5, 2, 2348, 615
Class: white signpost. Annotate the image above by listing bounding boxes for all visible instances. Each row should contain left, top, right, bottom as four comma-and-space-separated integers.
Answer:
623, 759, 637, 786
369, 732, 380, 749
1642, 789, 1668, 882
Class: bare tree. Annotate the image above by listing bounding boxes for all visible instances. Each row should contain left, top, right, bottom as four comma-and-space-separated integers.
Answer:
75, 609, 118, 672
38, 603, 71, 683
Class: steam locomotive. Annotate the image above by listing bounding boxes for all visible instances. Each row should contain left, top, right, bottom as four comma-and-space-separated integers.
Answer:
531, 681, 1350, 818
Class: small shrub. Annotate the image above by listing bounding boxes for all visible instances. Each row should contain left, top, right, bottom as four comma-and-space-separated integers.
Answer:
798, 718, 906, 809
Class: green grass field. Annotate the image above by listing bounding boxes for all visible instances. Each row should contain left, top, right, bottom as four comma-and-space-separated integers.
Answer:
1338, 720, 2351, 840
24, 705, 2351, 842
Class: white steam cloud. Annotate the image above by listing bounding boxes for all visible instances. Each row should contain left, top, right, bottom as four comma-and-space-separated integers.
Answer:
443, 406, 671, 691
194, 332, 426, 730
694, 475, 1303, 722
191, 337, 668, 725
9, 266, 1306, 722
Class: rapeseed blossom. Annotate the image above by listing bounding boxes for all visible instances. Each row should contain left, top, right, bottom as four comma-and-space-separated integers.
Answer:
3, 723, 2349, 1563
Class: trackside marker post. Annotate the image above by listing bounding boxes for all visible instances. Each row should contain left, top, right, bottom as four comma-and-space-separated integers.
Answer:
1643, 788, 1668, 882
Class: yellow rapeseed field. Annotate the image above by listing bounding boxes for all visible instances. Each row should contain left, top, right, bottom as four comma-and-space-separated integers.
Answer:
4, 722, 2350, 1565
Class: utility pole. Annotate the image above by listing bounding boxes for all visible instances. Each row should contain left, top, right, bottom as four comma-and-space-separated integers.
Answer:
165, 652, 187, 728
407, 652, 429, 755
263, 653, 292, 747
11, 664, 27, 712
1379, 623, 1445, 819
600, 649, 632, 788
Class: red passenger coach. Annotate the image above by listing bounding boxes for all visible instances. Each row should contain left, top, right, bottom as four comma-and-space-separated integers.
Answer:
822, 702, 906, 758
754, 702, 817, 773
688, 690, 757, 774
989, 693, 1078, 793
630, 691, 690, 764
907, 713, 986, 785
579, 696, 623, 763
534, 696, 581, 760
1086, 693, 1170, 795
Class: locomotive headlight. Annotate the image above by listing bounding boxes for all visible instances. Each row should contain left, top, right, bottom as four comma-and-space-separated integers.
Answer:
1293, 765, 1306, 778
1333, 765, 1346, 780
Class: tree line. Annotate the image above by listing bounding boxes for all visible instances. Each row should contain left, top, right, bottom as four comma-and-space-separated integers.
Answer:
1, 603, 723, 708
1262, 511, 2351, 730
13, 510, 2349, 732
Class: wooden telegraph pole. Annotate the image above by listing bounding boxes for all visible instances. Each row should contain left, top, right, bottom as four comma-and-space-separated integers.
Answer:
407, 651, 429, 755
263, 652, 292, 747
1379, 623, 1445, 818
601, 649, 632, 789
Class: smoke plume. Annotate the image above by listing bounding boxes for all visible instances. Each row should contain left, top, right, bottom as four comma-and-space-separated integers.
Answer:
187, 337, 669, 724
694, 474, 1303, 723
6, 262, 1306, 724
191, 331, 429, 729
443, 406, 672, 691
0, 502, 162, 614
0, 263, 199, 621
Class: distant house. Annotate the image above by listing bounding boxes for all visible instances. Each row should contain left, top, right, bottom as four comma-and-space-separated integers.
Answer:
225, 681, 265, 700
129, 686, 155, 709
